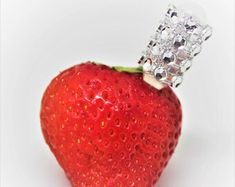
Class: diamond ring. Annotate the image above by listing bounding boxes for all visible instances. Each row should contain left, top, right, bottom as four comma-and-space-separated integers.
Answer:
138, 4, 212, 88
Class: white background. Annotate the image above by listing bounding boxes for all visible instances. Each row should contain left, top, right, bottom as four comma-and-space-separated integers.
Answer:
1, 0, 234, 187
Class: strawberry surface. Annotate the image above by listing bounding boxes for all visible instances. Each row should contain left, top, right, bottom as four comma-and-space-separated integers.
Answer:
40, 62, 182, 187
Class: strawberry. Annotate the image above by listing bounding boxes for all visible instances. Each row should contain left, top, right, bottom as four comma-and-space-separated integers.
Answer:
40, 62, 182, 187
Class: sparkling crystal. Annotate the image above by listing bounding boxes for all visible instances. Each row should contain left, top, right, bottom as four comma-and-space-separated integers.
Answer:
154, 67, 167, 80
167, 12, 178, 23
176, 47, 189, 60
173, 35, 186, 48
143, 59, 153, 72
166, 5, 179, 23
157, 23, 165, 32
193, 25, 203, 35
138, 55, 146, 64
152, 45, 160, 56
180, 60, 192, 72
170, 11, 177, 18
185, 17, 197, 32
189, 33, 200, 43
168, 65, 180, 75
163, 51, 175, 64
190, 26, 204, 44
139, 4, 212, 88
167, 5, 177, 15
148, 40, 156, 47
174, 24, 185, 34
191, 44, 201, 56
171, 76, 183, 87
174, 59, 182, 66
160, 27, 171, 40
143, 48, 152, 58
202, 25, 212, 41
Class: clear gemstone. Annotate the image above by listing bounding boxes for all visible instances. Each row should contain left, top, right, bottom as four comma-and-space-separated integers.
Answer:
189, 33, 200, 43
163, 51, 175, 64
190, 26, 204, 43
173, 35, 186, 48
174, 59, 182, 66
152, 45, 160, 56
160, 27, 171, 40
148, 40, 156, 47
171, 76, 183, 87
180, 60, 192, 72
185, 17, 197, 32
176, 47, 189, 60
191, 44, 201, 56
170, 11, 178, 18
138, 56, 146, 64
193, 25, 203, 35
143, 49, 152, 58
157, 23, 165, 32
143, 59, 153, 72
139, 4, 212, 88
167, 5, 176, 15
168, 65, 180, 75
174, 24, 185, 34
154, 67, 167, 80
167, 12, 178, 23
202, 25, 212, 41
166, 5, 179, 23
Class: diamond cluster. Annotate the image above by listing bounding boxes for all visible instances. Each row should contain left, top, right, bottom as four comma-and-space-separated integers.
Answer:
139, 5, 212, 87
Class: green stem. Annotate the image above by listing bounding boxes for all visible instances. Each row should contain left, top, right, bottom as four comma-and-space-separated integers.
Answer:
94, 62, 143, 74
112, 66, 143, 74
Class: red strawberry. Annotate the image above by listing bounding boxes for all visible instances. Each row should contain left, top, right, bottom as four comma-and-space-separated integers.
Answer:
40, 62, 182, 187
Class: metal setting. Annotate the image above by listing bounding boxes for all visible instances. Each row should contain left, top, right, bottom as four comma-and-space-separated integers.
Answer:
138, 4, 212, 87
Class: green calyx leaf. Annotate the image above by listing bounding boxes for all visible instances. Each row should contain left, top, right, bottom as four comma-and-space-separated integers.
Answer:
112, 66, 143, 74
94, 62, 143, 74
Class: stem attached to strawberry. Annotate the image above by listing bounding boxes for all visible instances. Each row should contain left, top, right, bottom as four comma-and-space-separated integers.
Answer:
112, 65, 164, 89
112, 66, 143, 74
99, 63, 163, 89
